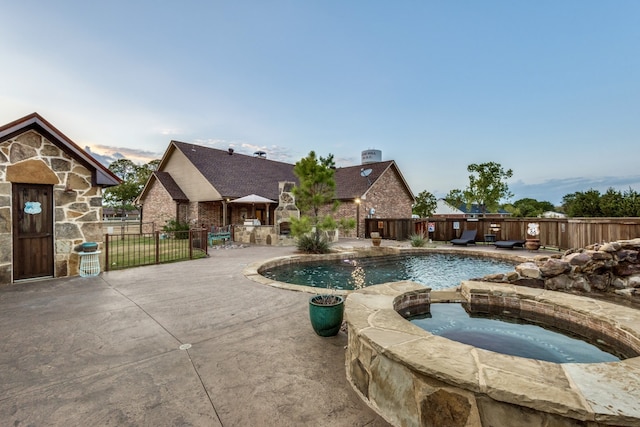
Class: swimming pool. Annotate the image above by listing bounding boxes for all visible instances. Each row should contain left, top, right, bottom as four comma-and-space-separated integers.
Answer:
410, 303, 621, 363
260, 252, 515, 291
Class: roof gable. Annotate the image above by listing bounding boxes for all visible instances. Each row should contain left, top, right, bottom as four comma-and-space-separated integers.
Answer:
434, 199, 466, 215
152, 142, 415, 203
0, 113, 121, 187
169, 141, 297, 200
153, 171, 188, 201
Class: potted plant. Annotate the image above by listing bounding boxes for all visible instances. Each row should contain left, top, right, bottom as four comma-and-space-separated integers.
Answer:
309, 293, 345, 337
371, 231, 382, 247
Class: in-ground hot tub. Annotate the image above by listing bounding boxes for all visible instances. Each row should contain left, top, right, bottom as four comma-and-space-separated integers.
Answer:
345, 280, 640, 427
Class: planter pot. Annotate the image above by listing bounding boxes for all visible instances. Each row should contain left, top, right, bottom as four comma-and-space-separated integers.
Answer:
309, 295, 345, 337
525, 239, 541, 251
82, 242, 98, 252
372, 238, 382, 247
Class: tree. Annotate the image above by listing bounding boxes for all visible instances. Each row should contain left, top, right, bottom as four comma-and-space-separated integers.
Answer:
464, 162, 513, 215
562, 189, 603, 217
508, 198, 555, 217
444, 189, 465, 209
444, 162, 513, 215
600, 188, 624, 217
290, 151, 339, 253
413, 190, 437, 218
562, 187, 640, 217
620, 187, 640, 217
103, 159, 159, 216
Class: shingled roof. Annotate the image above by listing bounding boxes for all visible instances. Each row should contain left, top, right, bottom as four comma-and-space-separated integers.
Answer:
334, 161, 398, 200
156, 141, 413, 202
153, 171, 188, 201
171, 141, 297, 200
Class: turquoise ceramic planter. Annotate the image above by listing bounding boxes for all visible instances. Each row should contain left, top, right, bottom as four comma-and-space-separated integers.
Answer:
82, 242, 98, 252
309, 295, 345, 337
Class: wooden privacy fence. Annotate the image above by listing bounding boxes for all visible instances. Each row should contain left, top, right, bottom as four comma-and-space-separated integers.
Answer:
104, 229, 209, 271
365, 218, 415, 241
370, 217, 640, 250
419, 217, 640, 250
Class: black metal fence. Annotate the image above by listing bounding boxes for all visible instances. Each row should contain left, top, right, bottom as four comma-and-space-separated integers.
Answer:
104, 229, 209, 271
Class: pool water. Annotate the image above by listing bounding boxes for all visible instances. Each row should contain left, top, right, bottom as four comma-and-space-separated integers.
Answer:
261, 253, 515, 291
410, 303, 620, 363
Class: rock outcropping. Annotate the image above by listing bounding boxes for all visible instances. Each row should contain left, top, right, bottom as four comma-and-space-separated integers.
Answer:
480, 238, 640, 301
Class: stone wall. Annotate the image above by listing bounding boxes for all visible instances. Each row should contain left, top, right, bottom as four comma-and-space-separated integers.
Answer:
480, 238, 640, 302
346, 281, 640, 427
233, 225, 338, 246
0, 130, 104, 284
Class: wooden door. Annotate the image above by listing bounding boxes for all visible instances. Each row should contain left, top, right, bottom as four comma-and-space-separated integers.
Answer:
12, 184, 54, 280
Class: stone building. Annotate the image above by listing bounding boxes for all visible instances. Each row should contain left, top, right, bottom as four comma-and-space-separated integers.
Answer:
0, 113, 121, 285
136, 141, 414, 240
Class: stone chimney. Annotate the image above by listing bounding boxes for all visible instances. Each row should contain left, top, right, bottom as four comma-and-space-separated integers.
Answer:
274, 181, 299, 235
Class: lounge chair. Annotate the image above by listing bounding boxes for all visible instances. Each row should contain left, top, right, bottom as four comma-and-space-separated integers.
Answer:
451, 229, 477, 246
494, 240, 526, 249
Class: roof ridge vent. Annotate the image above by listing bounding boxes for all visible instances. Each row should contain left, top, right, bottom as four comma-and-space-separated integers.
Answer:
228, 148, 234, 155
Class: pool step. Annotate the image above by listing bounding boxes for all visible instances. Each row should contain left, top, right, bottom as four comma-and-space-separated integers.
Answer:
431, 290, 464, 303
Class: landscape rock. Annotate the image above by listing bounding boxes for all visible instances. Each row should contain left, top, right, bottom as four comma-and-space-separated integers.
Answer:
480, 239, 640, 301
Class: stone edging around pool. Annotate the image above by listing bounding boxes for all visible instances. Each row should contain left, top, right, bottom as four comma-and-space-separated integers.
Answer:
242, 246, 530, 295
346, 280, 640, 427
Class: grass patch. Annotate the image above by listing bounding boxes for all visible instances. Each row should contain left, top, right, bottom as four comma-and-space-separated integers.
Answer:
107, 234, 207, 270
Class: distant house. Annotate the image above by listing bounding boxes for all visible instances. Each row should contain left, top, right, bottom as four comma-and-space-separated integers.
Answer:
136, 141, 415, 239
102, 207, 141, 220
0, 113, 121, 285
431, 199, 466, 218
457, 203, 511, 219
431, 198, 511, 219
541, 211, 566, 219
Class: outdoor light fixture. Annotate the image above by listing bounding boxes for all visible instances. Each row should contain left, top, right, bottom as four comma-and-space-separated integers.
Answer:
355, 198, 361, 238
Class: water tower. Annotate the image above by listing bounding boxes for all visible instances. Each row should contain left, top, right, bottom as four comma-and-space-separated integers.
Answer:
361, 149, 382, 164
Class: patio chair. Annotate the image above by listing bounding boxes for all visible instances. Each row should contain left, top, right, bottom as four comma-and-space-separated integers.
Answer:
494, 239, 526, 249
451, 229, 477, 246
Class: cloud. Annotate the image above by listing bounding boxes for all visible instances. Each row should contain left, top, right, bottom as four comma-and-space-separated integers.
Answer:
510, 175, 640, 205
84, 144, 163, 167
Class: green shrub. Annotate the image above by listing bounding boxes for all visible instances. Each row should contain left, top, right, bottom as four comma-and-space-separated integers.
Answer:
297, 234, 330, 254
409, 232, 428, 247
338, 217, 357, 237
162, 220, 191, 239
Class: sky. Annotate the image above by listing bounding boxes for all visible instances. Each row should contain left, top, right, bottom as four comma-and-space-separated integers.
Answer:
1, 1, 639, 205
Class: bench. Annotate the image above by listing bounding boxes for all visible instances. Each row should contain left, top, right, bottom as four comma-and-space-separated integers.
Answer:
208, 226, 232, 246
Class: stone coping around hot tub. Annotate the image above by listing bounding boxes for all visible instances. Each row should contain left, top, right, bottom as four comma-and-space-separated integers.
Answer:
345, 280, 640, 426
243, 246, 528, 295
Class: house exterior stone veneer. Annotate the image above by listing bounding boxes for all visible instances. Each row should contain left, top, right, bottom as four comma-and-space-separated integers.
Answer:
0, 131, 106, 284
0, 113, 119, 285
137, 142, 415, 242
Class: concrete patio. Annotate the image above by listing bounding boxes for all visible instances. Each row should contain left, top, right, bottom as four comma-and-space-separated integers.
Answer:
0, 242, 394, 426
0, 239, 560, 426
